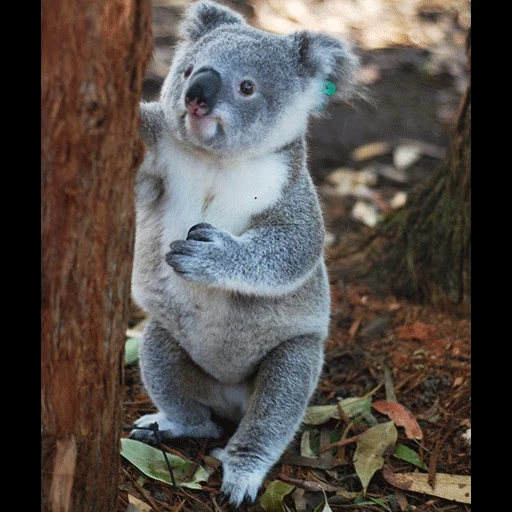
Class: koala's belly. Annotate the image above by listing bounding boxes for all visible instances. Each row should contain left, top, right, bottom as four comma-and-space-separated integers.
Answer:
166, 280, 282, 382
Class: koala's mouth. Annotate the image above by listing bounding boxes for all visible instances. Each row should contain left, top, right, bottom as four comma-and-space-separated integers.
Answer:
182, 111, 224, 143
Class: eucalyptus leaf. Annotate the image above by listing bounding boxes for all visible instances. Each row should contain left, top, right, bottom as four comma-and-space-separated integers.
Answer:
393, 444, 428, 470
260, 480, 295, 512
120, 438, 209, 489
300, 430, 318, 458
303, 396, 372, 425
353, 421, 398, 493
125, 337, 141, 365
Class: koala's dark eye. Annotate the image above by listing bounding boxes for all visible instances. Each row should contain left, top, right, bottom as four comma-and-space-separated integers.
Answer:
240, 80, 255, 96
183, 66, 193, 78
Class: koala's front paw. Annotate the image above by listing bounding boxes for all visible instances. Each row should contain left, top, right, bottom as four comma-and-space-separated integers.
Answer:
213, 447, 268, 507
165, 223, 236, 284
130, 412, 223, 443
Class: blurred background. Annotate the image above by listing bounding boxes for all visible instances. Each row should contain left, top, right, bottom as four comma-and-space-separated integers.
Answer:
142, 0, 470, 207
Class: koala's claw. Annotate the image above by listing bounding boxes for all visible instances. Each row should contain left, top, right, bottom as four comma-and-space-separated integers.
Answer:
219, 472, 262, 507
187, 222, 215, 240
212, 448, 267, 507
165, 224, 235, 283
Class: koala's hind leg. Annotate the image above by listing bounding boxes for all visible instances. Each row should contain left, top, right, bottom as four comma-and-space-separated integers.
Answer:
214, 334, 324, 506
130, 318, 223, 443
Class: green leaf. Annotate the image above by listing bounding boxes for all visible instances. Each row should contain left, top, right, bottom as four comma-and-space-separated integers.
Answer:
393, 444, 428, 470
354, 495, 393, 511
120, 438, 209, 489
303, 396, 372, 425
339, 396, 373, 418
260, 480, 295, 512
125, 337, 141, 365
353, 421, 398, 493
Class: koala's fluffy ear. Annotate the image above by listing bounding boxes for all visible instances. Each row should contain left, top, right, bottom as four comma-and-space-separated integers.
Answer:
293, 31, 359, 100
181, 1, 245, 42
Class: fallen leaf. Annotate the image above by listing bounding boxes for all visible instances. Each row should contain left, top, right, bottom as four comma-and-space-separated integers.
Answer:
303, 395, 372, 425
351, 200, 380, 227
383, 466, 471, 504
291, 488, 306, 511
300, 430, 317, 458
365, 163, 408, 184
120, 438, 209, 489
260, 480, 295, 512
372, 400, 423, 440
125, 337, 141, 365
393, 143, 422, 170
127, 495, 151, 512
393, 444, 428, 470
461, 428, 471, 447
353, 421, 398, 493
394, 489, 408, 511
352, 142, 391, 162
390, 191, 407, 209
396, 321, 436, 341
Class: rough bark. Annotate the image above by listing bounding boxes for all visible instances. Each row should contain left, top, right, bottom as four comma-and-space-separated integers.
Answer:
41, 1, 152, 511
375, 30, 471, 306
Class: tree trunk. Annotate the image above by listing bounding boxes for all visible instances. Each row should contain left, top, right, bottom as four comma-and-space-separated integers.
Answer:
41, 1, 152, 511
375, 30, 471, 306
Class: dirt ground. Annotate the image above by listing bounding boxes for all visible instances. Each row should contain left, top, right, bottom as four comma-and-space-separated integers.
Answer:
118, 1, 471, 510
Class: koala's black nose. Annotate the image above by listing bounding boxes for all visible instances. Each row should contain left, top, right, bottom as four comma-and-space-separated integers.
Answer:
185, 68, 221, 117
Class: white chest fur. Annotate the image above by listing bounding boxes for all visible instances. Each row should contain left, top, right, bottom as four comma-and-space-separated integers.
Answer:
159, 141, 289, 245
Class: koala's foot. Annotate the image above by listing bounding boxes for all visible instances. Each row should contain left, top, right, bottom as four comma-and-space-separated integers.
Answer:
211, 446, 268, 507
130, 412, 223, 444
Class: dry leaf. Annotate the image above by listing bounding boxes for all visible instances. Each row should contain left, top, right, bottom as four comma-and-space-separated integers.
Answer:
353, 421, 398, 493
351, 142, 391, 162
396, 321, 436, 341
383, 466, 471, 504
393, 144, 422, 170
127, 495, 151, 512
372, 400, 423, 440
300, 430, 317, 458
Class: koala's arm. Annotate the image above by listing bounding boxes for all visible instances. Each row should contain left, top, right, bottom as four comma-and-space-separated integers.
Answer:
136, 102, 166, 206
166, 179, 325, 295
139, 101, 165, 151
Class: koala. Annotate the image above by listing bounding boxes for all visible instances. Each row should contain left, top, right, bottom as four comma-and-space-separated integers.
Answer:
130, 0, 358, 506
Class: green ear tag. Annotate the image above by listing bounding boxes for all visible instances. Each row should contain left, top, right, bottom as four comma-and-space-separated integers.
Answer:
322, 80, 336, 96
318, 80, 336, 111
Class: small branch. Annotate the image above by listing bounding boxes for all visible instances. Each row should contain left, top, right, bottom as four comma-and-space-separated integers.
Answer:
122, 466, 163, 512
278, 474, 338, 493
319, 433, 361, 454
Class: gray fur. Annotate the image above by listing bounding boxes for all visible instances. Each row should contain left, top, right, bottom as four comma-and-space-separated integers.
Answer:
130, 1, 358, 506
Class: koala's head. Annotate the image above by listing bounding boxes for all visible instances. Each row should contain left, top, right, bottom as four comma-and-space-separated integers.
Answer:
161, 1, 359, 157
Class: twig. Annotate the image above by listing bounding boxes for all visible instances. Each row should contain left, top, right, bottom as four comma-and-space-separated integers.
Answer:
121, 466, 163, 512
211, 496, 225, 512
277, 474, 338, 493
319, 433, 361, 454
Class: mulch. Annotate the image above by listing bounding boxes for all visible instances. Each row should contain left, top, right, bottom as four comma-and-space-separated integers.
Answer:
118, 220, 471, 511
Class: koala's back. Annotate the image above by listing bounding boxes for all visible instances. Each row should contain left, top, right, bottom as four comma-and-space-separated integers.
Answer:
133, 137, 330, 383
